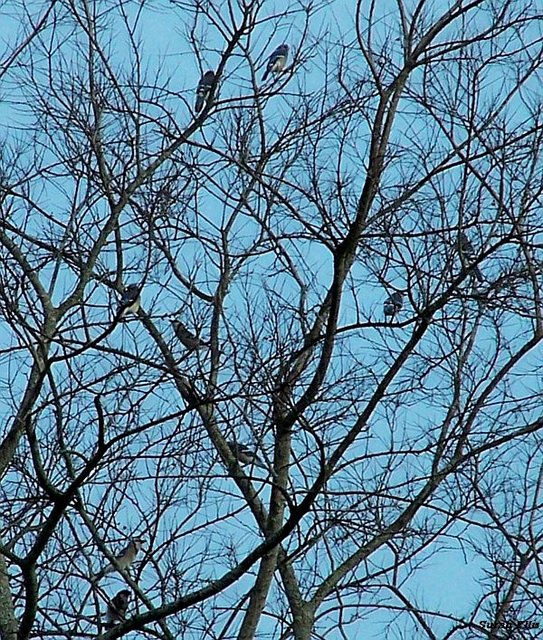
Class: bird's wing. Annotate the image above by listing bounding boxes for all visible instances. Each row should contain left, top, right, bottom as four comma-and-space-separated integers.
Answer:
116, 542, 132, 559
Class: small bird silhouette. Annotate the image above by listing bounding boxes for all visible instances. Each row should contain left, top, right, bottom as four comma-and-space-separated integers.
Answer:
91, 538, 144, 582
228, 441, 267, 469
118, 284, 141, 318
458, 232, 483, 282
262, 44, 289, 81
384, 291, 404, 318
171, 319, 208, 351
105, 590, 130, 628
195, 70, 216, 113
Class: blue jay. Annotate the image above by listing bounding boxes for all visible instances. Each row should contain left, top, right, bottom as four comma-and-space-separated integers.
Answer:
117, 284, 141, 318
262, 44, 289, 81
384, 291, 403, 318
228, 441, 267, 469
91, 538, 144, 582
105, 590, 130, 628
195, 70, 216, 113
171, 319, 207, 351
458, 232, 483, 282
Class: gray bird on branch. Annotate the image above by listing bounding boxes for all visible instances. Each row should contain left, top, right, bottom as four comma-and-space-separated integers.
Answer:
105, 590, 130, 628
91, 538, 144, 582
458, 232, 484, 282
171, 319, 208, 351
262, 44, 289, 81
228, 441, 267, 469
117, 284, 141, 318
384, 291, 403, 318
195, 70, 216, 112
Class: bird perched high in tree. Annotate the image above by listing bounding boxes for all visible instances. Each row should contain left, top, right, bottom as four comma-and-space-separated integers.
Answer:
262, 44, 289, 81
171, 319, 208, 351
195, 70, 215, 113
117, 284, 141, 318
91, 538, 144, 583
105, 590, 130, 629
228, 441, 267, 469
384, 291, 404, 318
457, 232, 484, 282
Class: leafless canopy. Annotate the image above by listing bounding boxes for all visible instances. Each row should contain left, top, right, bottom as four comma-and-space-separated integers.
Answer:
1, 0, 543, 639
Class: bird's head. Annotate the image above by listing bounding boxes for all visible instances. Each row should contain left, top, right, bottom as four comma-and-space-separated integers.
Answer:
123, 284, 141, 296
132, 538, 145, 551
117, 589, 131, 601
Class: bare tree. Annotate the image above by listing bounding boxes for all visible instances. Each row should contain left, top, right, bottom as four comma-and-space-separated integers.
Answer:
1, 0, 543, 639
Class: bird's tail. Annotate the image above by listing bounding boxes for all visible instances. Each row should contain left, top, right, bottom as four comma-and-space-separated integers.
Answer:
262, 67, 270, 81
195, 96, 204, 113
91, 564, 113, 583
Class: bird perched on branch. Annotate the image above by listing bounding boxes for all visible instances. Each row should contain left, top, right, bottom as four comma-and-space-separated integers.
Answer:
262, 44, 289, 81
384, 291, 403, 318
171, 319, 208, 351
195, 70, 216, 113
457, 232, 484, 282
117, 284, 141, 318
228, 441, 267, 469
105, 590, 130, 628
91, 538, 144, 582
